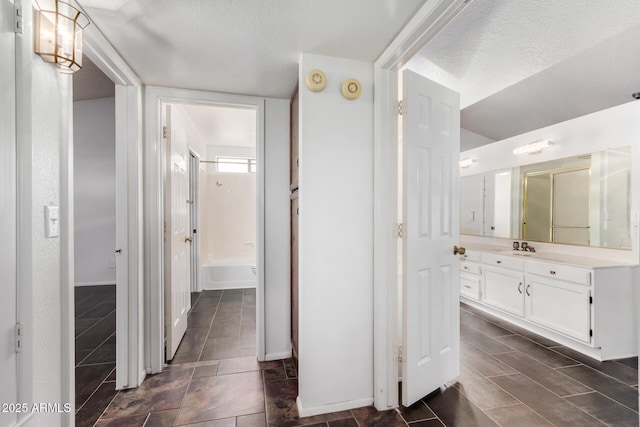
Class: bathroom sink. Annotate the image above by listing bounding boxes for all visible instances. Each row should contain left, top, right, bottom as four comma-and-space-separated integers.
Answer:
498, 249, 534, 257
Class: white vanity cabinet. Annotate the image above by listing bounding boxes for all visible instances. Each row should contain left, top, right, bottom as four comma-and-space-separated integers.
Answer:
524, 274, 591, 343
480, 253, 525, 316
460, 251, 482, 300
483, 266, 524, 317
460, 248, 638, 361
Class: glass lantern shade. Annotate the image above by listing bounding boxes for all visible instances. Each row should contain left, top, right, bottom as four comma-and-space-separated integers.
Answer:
34, 1, 89, 74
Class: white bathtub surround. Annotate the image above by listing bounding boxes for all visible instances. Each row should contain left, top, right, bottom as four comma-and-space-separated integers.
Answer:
200, 168, 257, 261
202, 258, 257, 290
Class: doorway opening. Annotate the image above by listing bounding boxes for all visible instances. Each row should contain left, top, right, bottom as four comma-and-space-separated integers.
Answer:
72, 57, 119, 423
164, 103, 259, 364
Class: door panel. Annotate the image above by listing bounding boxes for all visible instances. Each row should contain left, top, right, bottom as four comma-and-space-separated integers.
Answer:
0, 0, 17, 423
483, 268, 525, 317
165, 106, 191, 361
114, 85, 129, 388
526, 276, 591, 342
402, 70, 460, 406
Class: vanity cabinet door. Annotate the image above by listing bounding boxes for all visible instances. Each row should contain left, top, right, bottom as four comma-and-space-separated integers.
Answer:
525, 275, 591, 343
483, 267, 525, 317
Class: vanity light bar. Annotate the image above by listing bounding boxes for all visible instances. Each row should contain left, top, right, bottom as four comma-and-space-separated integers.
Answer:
513, 139, 552, 155
459, 158, 475, 168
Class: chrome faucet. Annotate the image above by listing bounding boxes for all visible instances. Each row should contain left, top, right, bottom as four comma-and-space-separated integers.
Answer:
520, 241, 536, 252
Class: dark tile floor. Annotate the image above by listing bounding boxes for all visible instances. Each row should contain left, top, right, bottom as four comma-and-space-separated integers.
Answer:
80, 289, 639, 427
74, 285, 117, 427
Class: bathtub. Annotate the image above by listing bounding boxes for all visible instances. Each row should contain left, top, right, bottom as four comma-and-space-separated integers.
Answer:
202, 258, 256, 290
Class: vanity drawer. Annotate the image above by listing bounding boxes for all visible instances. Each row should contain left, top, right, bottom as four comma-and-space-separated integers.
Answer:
482, 253, 524, 271
460, 249, 481, 263
526, 260, 591, 286
460, 273, 481, 300
460, 260, 481, 275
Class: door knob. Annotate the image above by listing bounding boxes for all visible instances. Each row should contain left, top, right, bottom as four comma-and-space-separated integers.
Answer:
185, 237, 193, 243
453, 245, 466, 255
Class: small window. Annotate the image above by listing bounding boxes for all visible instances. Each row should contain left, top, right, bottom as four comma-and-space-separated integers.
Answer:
216, 156, 256, 174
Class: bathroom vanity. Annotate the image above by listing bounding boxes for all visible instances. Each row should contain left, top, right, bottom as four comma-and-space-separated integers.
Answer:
460, 244, 637, 361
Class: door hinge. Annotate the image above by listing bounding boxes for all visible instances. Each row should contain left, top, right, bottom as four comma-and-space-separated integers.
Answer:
397, 100, 407, 116
395, 345, 403, 363
15, 322, 24, 353
589, 329, 593, 337
395, 222, 404, 238
162, 126, 167, 138
589, 296, 593, 304
14, 3, 23, 33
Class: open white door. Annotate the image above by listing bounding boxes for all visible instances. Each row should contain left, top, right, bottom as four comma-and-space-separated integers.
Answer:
0, 1, 18, 423
114, 85, 130, 388
401, 69, 461, 406
164, 105, 191, 361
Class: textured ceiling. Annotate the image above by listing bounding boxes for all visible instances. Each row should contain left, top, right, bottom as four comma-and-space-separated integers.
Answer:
406, 0, 640, 148
408, 0, 640, 108
76, 0, 426, 99
461, 24, 640, 142
173, 104, 256, 148
73, 57, 115, 102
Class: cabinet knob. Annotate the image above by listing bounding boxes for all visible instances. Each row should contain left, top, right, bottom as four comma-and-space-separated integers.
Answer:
550, 270, 556, 275
496, 260, 502, 264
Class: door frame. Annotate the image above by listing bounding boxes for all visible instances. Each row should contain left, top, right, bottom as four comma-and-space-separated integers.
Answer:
189, 149, 201, 293
372, 0, 470, 411
61, 0, 144, 400
144, 86, 266, 373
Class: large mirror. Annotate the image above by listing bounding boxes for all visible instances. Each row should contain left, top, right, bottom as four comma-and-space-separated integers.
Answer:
461, 147, 631, 250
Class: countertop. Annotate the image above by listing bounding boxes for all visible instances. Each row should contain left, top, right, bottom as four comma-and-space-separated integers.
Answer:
462, 242, 639, 269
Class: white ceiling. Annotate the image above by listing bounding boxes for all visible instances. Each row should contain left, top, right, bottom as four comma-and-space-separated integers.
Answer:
173, 104, 256, 148
406, 0, 640, 150
461, 24, 640, 142
76, 0, 426, 99
75, 0, 640, 148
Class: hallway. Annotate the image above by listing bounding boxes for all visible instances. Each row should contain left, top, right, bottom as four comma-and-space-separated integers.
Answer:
80, 293, 638, 426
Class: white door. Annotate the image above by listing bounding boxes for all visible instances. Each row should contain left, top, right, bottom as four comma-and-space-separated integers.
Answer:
401, 69, 461, 406
114, 85, 130, 388
164, 106, 191, 361
0, 0, 18, 423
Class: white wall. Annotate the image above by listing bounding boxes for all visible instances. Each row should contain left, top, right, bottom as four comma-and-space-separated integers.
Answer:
461, 101, 640, 259
461, 128, 495, 151
15, 3, 69, 423
74, 97, 116, 286
203, 145, 257, 263
297, 53, 374, 415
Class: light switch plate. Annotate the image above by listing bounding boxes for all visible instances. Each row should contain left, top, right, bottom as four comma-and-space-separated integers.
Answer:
45, 205, 59, 238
